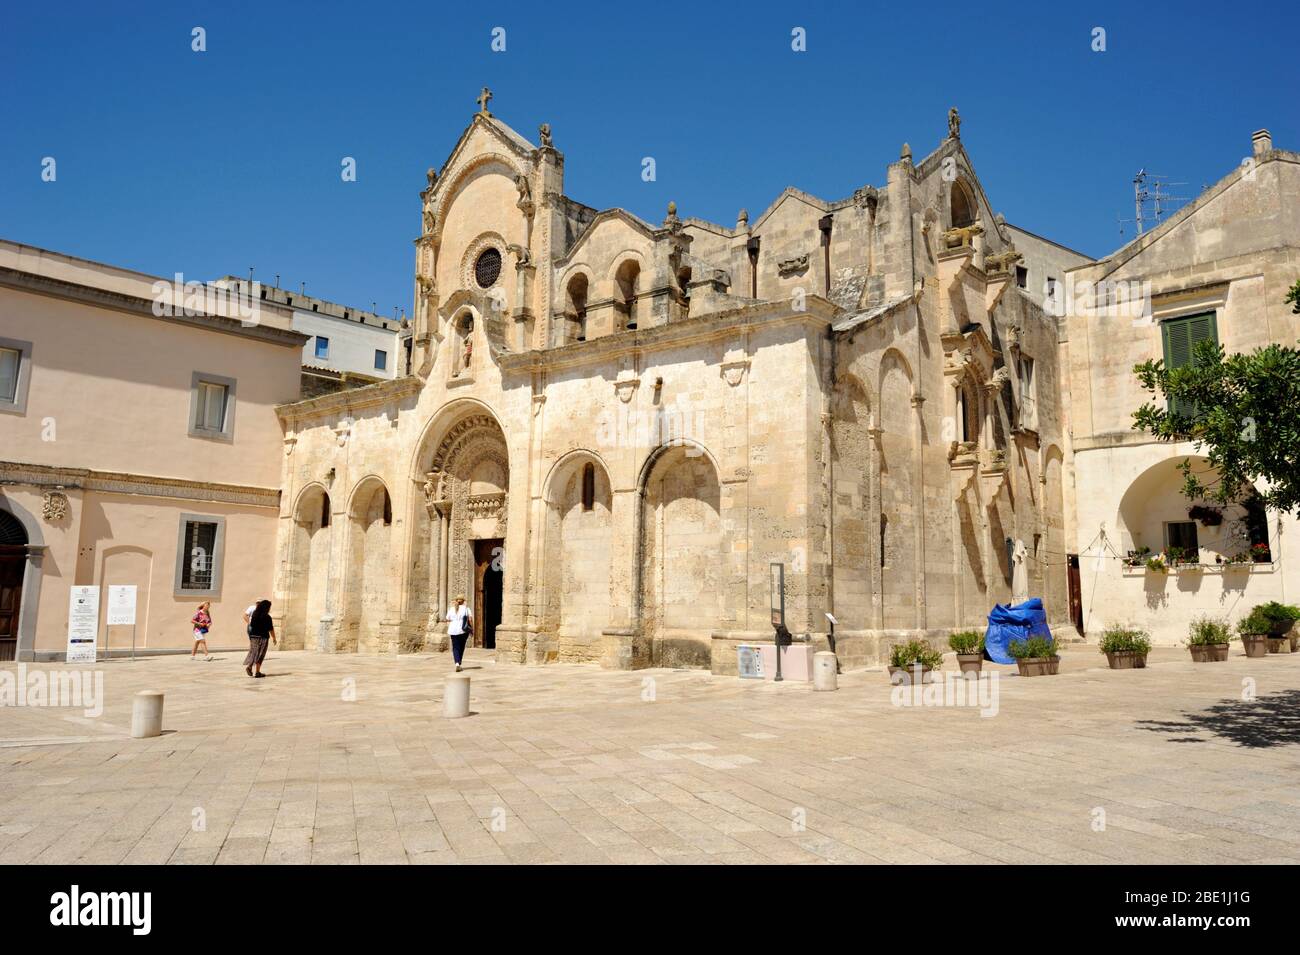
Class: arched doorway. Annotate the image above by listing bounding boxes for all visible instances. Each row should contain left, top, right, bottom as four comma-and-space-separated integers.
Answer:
411, 407, 510, 651
638, 443, 722, 668
540, 453, 613, 661
285, 484, 331, 651
0, 508, 27, 661
343, 478, 393, 652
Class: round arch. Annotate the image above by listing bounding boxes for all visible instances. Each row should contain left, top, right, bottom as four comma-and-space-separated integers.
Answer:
0, 496, 44, 662
431, 154, 528, 245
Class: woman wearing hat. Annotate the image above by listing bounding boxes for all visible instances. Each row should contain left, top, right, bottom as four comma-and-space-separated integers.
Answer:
446, 595, 472, 671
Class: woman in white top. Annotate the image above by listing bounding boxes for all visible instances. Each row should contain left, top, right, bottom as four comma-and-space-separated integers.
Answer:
446, 595, 472, 671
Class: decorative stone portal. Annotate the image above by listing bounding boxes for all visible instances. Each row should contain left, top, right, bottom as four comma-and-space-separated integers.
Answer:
409, 411, 509, 651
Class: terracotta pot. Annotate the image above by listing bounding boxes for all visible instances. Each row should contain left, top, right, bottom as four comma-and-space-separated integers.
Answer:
1105, 650, 1148, 669
1266, 636, 1289, 654
1014, 656, 1060, 677
1189, 644, 1229, 663
1241, 634, 1268, 658
956, 653, 983, 674
888, 664, 934, 685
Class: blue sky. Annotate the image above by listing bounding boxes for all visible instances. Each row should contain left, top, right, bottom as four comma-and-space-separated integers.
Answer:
3, 0, 1296, 316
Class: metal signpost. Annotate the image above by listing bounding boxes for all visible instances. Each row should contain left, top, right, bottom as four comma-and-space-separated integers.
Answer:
770, 561, 787, 682
107, 585, 138, 660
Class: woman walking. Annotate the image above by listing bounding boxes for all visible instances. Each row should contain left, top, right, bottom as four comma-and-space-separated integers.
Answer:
446, 595, 472, 672
244, 599, 276, 678
190, 602, 213, 660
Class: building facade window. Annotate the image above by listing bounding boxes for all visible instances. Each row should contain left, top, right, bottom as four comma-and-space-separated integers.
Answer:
315, 336, 330, 359
1164, 520, 1199, 557
374, 349, 387, 371
1161, 311, 1217, 418
188, 372, 237, 440
174, 513, 226, 596
0, 337, 33, 415
581, 463, 595, 511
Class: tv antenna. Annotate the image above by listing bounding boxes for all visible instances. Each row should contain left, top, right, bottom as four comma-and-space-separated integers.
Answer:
1118, 169, 1189, 237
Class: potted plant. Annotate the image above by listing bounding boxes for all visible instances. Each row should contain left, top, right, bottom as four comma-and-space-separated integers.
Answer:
1098, 625, 1151, 669
1145, 553, 1168, 574
1008, 635, 1059, 677
1186, 616, 1231, 662
1123, 546, 1152, 569
1251, 542, 1272, 563
1237, 610, 1271, 658
888, 639, 943, 685
948, 630, 984, 674
1253, 602, 1300, 653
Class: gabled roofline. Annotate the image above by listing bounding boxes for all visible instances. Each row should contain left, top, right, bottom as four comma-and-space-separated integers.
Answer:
1069, 148, 1300, 279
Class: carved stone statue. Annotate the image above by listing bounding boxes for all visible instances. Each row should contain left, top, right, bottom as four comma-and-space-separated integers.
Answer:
948, 107, 961, 140
425, 167, 437, 189
538, 123, 553, 148
422, 205, 436, 235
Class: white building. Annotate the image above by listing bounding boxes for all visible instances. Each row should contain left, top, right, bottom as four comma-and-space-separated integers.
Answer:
216, 278, 409, 393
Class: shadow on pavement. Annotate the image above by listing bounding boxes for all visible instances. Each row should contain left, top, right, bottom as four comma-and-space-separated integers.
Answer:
1136, 689, 1300, 748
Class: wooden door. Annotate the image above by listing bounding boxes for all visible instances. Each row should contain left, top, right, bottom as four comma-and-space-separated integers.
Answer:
0, 547, 24, 662
472, 539, 503, 650
1067, 554, 1083, 635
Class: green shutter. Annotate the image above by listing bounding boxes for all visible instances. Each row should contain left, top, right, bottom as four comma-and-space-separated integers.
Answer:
1161, 312, 1218, 419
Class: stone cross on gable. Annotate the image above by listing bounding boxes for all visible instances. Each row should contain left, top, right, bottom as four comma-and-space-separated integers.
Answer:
477, 87, 493, 115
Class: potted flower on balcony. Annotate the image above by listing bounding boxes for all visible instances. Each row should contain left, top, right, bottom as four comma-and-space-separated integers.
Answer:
1008, 635, 1059, 676
1166, 546, 1200, 571
1237, 610, 1271, 658
1185, 616, 1231, 662
887, 638, 943, 685
948, 630, 984, 674
1251, 542, 1272, 563
1144, 552, 1168, 574
1253, 602, 1300, 653
1123, 546, 1152, 569
1098, 625, 1151, 669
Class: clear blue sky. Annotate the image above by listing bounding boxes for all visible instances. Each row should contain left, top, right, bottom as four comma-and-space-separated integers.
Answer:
3, 0, 1296, 317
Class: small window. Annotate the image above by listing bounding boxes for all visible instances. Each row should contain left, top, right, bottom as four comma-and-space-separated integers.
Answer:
581, 463, 595, 511
475, 248, 503, 288
374, 349, 388, 371
174, 514, 225, 596
1165, 521, 1199, 556
0, 347, 19, 403
382, 489, 392, 526
320, 492, 331, 528
189, 372, 236, 439
195, 381, 228, 433
0, 337, 33, 414
880, 514, 888, 568
315, 336, 330, 359
1015, 265, 1028, 288
1161, 311, 1218, 419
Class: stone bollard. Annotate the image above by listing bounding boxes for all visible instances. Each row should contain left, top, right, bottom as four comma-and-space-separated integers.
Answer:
131, 690, 164, 738
813, 652, 838, 692
443, 674, 470, 719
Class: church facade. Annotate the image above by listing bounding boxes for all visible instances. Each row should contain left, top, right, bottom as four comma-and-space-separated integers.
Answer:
272, 101, 1082, 671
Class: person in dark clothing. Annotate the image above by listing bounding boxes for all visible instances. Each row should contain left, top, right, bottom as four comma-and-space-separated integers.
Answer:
244, 599, 276, 678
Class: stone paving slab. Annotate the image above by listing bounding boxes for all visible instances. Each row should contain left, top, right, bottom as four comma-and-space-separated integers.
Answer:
1, 645, 1298, 864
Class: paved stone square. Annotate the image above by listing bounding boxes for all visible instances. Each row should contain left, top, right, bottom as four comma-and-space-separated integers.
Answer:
1, 646, 1298, 864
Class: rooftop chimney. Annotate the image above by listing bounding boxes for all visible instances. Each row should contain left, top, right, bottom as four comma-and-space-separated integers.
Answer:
1252, 129, 1272, 157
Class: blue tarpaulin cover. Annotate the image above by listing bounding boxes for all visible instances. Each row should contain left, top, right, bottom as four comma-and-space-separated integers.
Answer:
984, 598, 1053, 664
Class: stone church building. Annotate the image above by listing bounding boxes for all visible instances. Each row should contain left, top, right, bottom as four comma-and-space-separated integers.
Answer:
272, 101, 1082, 672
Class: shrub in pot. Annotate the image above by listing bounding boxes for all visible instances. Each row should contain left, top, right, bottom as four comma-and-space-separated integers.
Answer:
1186, 616, 1230, 663
888, 639, 943, 685
1253, 601, 1300, 652
1098, 625, 1151, 669
1237, 610, 1271, 658
948, 630, 984, 674
1009, 635, 1059, 677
